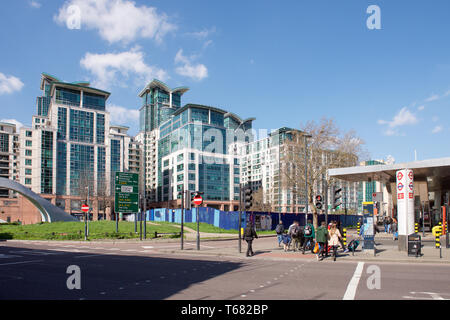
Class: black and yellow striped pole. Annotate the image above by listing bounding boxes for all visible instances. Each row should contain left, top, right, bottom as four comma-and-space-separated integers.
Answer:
435, 225, 442, 258
357, 222, 360, 234
415, 223, 419, 234
343, 228, 347, 247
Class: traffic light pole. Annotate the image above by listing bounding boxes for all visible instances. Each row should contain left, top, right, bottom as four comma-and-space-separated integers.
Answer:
143, 195, 147, 239
238, 184, 243, 253
180, 187, 184, 250
197, 205, 200, 250
239, 184, 242, 254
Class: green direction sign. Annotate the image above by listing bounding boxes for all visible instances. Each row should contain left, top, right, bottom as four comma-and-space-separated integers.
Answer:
114, 172, 139, 213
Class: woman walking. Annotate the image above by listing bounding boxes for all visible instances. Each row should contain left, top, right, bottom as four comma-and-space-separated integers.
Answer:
328, 224, 342, 261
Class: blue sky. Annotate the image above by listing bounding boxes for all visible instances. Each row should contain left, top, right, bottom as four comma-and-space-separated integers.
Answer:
1, 0, 450, 164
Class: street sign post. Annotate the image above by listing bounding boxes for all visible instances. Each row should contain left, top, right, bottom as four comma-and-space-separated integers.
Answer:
114, 172, 139, 234
81, 204, 89, 213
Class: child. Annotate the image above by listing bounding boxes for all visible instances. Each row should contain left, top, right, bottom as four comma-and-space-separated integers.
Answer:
282, 231, 291, 252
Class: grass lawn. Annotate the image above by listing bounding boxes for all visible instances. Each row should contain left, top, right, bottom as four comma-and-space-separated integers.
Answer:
0, 221, 182, 240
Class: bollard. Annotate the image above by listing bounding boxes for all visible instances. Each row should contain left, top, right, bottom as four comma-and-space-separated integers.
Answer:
435, 226, 441, 249
357, 222, 360, 234
415, 223, 418, 234
343, 228, 347, 247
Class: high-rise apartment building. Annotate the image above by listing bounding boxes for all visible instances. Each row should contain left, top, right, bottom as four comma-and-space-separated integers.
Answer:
137, 80, 254, 210
15, 73, 141, 219
0, 122, 20, 198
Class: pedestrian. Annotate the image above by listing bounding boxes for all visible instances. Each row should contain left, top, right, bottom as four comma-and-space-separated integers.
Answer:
328, 224, 342, 261
287, 221, 297, 250
336, 220, 346, 251
282, 231, 290, 252
386, 216, 392, 233
275, 221, 285, 247
315, 221, 328, 261
383, 216, 388, 233
302, 219, 315, 254
289, 221, 301, 252
244, 222, 258, 257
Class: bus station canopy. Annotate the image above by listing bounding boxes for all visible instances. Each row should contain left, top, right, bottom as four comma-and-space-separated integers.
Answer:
328, 157, 450, 192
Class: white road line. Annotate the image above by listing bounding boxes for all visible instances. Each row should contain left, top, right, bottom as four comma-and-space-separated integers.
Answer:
343, 262, 365, 300
74, 254, 105, 259
142, 246, 154, 249
0, 260, 43, 266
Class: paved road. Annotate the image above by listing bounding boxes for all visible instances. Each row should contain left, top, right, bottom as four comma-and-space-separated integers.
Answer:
1, 240, 449, 300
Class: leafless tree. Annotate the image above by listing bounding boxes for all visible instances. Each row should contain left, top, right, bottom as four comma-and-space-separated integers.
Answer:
280, 117, 369, 228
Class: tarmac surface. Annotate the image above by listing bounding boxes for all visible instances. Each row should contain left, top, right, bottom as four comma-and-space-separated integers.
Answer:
0, 231, 449, 300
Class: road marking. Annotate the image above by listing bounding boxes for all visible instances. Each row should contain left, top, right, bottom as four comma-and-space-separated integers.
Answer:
0, 260, 43, 266
343, 262, 365, 300
0, 254, 21, 259
142, 246, 154, 249
403, 292, 449, 300
74, 254, 105, 259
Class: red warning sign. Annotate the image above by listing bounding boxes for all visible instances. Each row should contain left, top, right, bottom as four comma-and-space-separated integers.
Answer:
409, 193, 414, 199
398, 193, 404, 200
397, 172, 403, 181
408, 171, 413, 180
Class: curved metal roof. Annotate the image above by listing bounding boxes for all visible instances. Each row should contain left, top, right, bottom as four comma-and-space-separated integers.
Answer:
138, 79, 190, 97
0, 178, 77, 222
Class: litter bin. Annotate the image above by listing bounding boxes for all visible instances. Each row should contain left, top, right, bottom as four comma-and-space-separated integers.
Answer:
408, 234, 422, 257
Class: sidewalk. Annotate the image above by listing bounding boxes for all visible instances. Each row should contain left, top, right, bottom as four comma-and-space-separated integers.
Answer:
154, 235, 450, 265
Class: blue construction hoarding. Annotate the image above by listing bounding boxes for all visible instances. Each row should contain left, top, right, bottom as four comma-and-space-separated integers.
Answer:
145, 207, 360, 231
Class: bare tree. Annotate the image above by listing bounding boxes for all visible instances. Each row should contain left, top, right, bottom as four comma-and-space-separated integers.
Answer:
250, 187, 273, 212
280, 117, 369, 228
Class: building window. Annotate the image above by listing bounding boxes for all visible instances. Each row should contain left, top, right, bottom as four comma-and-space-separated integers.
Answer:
25, 150, 32, 156
25, 168, 32, 175
26, 131, 32, 137
25, 178, 32, 185
25, 159, 32, 166
25, 140, 32, 147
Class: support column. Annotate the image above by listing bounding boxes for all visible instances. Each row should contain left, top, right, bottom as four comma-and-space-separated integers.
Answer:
396, 169, 415, 251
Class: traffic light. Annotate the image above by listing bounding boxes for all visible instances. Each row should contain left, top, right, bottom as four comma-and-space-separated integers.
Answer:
185, 190, 192, 210
244, 187, 253, 210
332, 186, 342, 210
315, 195, 323, 210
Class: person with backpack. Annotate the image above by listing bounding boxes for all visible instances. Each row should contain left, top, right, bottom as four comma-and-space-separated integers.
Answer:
275, 221, 285, 247
315, 221, 329, 261
281, 230, 291, 252
289, 221, 301, 252
244, 222, 258, 257
302, 219, 315, 254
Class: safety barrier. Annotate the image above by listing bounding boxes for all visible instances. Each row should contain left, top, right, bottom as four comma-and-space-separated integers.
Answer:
343, 228, 347, 247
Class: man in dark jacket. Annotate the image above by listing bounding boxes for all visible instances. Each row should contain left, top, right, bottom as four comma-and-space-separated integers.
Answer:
244, 223, 258, 257
275, 221, 285, 247
315, 221, 328, 261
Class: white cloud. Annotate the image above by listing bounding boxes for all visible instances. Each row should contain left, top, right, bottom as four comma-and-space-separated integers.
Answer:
432, 116, 439, 122
432, 125, 443, 134
174, 49, 208, 81
80, 47, 168, 89
107, 104, 139, 125
0, 119, 24, 129
385, 155, 395, 165
185, 27, 216, 39
54, 0, 176, 44
379, 107, 418, 128
424, 94, 439, 102
0, 73, 24, 95
417, 105, 425, 111
29, 1, 41, 8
